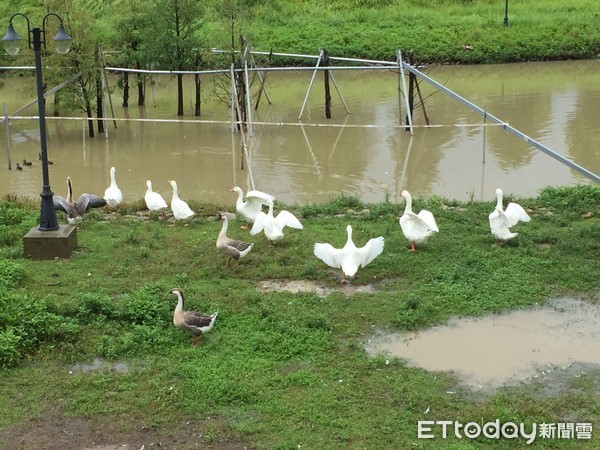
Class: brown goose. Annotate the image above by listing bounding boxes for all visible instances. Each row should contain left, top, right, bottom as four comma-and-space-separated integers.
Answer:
170, 288, 218, 346
216, 214, 254, 267
53, 177, 106, 225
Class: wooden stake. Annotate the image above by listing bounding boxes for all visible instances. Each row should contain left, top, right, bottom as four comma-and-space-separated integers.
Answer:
4, 103, 12, 170
324, 49, 332, 119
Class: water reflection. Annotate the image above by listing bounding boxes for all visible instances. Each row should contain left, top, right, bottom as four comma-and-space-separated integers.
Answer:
1, 61, 598, 205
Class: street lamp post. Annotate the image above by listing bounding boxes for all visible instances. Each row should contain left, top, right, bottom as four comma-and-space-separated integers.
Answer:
3, 13, 72, 231
504, 0, 509, 27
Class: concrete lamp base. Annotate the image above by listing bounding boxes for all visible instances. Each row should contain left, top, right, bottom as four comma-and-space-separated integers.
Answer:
23, 225, 78, 260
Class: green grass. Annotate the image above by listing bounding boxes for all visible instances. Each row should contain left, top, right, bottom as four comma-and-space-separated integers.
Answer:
218, 0, 600, 64
0, 185, 599, 448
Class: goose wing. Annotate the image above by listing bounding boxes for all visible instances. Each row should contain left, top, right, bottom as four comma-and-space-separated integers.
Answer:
314, 243, 344, 269
227, 238, 252, 253
246, 190, 275, 205
183, 311, 214, 329
401, 212, 436, 240
274, 210, 303, 231
355, 236, 385, 268
78, 194, 107, 212
53, 195, 71, 215
504, 202, 531, 227
416, 210, 439, 232
249, 211, 270, 235
146, 192, 168, 210
488, 208, 513, 235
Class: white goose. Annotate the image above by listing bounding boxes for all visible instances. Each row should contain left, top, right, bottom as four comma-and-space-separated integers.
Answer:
144, 180, 168, 216
489, 188, 531, 242
314, 225, 384, 283
216, 214, 254, 267
399, 190, 439, 252
230, 186, 275, 226
103, 166, 123, 209
168, 180, 195, 226
250, 199, 303, 243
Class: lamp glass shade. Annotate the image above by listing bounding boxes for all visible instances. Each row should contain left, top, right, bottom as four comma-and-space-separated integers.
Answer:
51, 23, 72, 54
2, 23, 22, 56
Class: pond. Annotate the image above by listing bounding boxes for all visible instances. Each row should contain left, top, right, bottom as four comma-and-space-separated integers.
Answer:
1, 60, 599, 206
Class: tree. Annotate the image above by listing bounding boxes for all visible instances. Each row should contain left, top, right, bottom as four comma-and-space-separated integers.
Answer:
143, 0, 204, 116
108, 0, 150, 107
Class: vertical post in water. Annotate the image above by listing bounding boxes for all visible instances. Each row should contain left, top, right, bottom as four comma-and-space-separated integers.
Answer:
323, 48, 332, 119
299, 49, 324, 120
4, 104, 12, 170
482, 111, 487, 164
397, 50, 413, 135
243, 58, 253, 136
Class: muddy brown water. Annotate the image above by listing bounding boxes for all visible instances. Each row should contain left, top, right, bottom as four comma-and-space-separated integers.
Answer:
365, 297, 600, 391
2, 60, 599, 206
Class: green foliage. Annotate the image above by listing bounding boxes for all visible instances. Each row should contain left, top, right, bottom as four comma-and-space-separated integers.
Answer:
0, 329, 21, 369
0, 199, 37, 252
0, 292, 80, 368
96, 324, 175, 358
0, 260, 26, 289
537, 185, 600, 214
115, 283, 171, 326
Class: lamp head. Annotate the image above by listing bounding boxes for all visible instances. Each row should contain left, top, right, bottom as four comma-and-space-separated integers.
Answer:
2, 23, 22, 56
51, 23, 72, 54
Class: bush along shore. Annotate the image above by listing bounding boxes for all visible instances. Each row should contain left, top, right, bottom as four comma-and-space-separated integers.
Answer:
0, 185, 599, 448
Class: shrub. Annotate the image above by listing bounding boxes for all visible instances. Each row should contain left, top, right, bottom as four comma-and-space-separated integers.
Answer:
0, 329, 22, 368
115, 284, 171, 326
0, 260, 26, 289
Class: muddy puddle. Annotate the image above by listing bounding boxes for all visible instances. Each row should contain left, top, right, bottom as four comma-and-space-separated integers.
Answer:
258, 279, 376, 297
365, 297, 600, 391
69, 358, 130, 375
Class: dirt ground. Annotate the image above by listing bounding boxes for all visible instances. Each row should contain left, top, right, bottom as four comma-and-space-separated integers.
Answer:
0, 407, 252, 450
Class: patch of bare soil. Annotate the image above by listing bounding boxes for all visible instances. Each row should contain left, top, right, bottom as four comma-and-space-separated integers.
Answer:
0, 407, 253, 450
258, 279, 376, 297
365, 297, 600, 393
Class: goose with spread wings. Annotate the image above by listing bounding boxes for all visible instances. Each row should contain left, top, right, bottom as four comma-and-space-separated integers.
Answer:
489, 188, 531, 242
399, 190, 439, 252
250, 199, 303, 243
53, 177, 106, 225
230, 186, 275, 227
314, 225, 384, 283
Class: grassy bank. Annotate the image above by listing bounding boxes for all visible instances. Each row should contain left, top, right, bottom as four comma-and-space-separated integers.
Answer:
231, 0, 600, 64
0, 185, 599, 448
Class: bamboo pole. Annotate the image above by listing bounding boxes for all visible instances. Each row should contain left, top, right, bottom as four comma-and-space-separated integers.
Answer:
99, 47, 109, 139
299, 49, 324, 120
4, 104, 11, 170
244, 58, 253, 136
231, 64, 256, 189
329, 72, 350, 114
0, 72, 81, 126
323, 49, 332, 119
482, 111, 487, 164
250, 50, 272, 108
100, 46, 117, 129
397, 50, 413, 135
230, 64, 236, 133
414, 78, 430, 125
